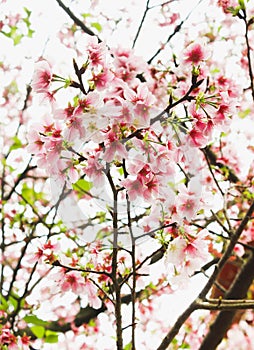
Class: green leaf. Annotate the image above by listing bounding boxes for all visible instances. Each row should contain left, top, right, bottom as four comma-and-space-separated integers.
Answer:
24, 315, 49, 326
91, 22, 102, 32
21, 183, 35, 205
0, 295, 8, 311
9, 295, 18, 311
238, 0, 246, 9
27, 28, 35, 38
228, 5, 241, 16
10, 136, 23, 151
45, 334, 59, 343
24, 7, 32, 17
81, 13, 91, 18
13, 34, 23, 45
73, 179, 93, 196
118, 167, 124, 176
45, 330, 59, 343
124, 343, 132, 350
30, 325, 45, 338
239, 108, 251, 119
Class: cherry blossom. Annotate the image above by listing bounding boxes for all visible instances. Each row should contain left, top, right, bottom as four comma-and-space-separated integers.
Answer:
56, 268, 86, 294
165, 228, 210, 288
217, 0, 239, 13
183, 42, 210, 65
85, 280, 102, 309
31, 60, 52, 93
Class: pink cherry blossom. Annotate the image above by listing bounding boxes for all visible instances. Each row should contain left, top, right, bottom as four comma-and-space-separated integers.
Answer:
183, 43, 209, 65
86, 36, 108, 67
0, 326, 18, 350
85, 280, 102, 309
92, 68, 114, 90
103, 129, 128, 162
31, 60, 52, 93
121, 177, 144, 201
165, 228, 210, 288
174, 178, 202, 222
65, 114, 85, 142
149, 147, 175, 174
126, 152, 146, 175
142, 176, 159, 201
103, 140, 128, 162
188, 127, 209, 148
159, 12, 180, 27
183, 230, 210, 263
217, 0, 238, 13
60, 270, 86, 294
112, 46, 147, 82
84, 154, 105, 187
123, 83, 156, 127
26, 128, 45, 155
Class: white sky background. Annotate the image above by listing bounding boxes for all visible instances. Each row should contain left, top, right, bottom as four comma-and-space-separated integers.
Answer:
1, 0, 253, 348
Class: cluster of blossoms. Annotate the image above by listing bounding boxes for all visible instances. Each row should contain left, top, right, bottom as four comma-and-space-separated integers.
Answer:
27, 35, 239, 284
0, 322, 30, 350
217, 0, 239, 13
165, 227, 210, 289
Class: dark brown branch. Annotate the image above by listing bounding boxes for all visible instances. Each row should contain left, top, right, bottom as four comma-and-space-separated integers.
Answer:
3, 164, 36, 202
122, 159, 137, 349
202, 148, 225, 197
55, 0, 102, 42
52, 260, 112, 278
7, 228, 35, 299
132, 0, 150, 49
156, 300, 197, 350
202, 146, 239, 183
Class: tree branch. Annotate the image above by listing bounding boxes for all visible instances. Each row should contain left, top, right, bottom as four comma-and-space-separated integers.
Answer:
55, 0, 102, 42
197, 298, 254, 310
147, 0, 204, 64
156, 300, 197, 350
132, 0, 150, 49
199, 250, 254, 350
202, 146, 239, 183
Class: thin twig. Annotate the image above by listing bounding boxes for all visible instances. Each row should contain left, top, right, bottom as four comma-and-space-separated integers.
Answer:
147, 0, 205, 64
132, 0, 150, 49
202, 148, 225, 197
55, 0, 102, 42
52, 260, 112, 278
